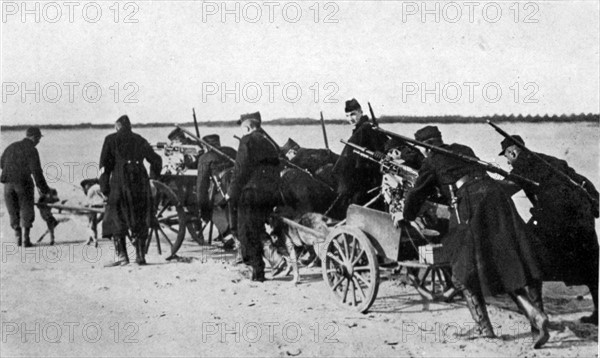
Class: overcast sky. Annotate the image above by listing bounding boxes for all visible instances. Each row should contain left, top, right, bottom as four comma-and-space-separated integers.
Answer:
2, 1, 599, 125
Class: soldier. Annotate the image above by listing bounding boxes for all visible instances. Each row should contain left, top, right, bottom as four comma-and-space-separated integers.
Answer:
402, 126, 549, 348
100, 115, 162, 267
196, 134, 237, 250
1, 127, 52, 247
223, 111, 282, 281
332, 98, 387, 207
280, 138, 339, 174
499, 135, 599, 325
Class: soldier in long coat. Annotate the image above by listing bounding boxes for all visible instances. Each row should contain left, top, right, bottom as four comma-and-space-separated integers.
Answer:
196, 134, 237, 249
100, 115, 162, 266
402, 126, 549, 349
333, 99, 387, 209
499, 135, 599, 325
225, 112, 281, 281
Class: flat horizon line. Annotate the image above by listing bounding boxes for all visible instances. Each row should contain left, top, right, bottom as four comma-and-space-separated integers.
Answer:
2, 113, 598, 131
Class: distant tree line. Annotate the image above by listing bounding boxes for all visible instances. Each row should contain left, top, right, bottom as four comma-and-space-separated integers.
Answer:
2, 113, 598, 131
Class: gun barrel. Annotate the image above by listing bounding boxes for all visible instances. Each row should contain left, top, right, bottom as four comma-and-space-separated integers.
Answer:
176, 125, 235, 164
374, 126, 539, 187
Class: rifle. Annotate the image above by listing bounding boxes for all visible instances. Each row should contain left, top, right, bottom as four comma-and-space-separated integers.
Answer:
176, 126, 235, 164
367, 102, 378, 127
320, 111, 329, 149
487, 120, 598, 206
373, 126, 539, 187
341, 140, 418, 181
233, 134, 335, 192
192, 108, 200, 138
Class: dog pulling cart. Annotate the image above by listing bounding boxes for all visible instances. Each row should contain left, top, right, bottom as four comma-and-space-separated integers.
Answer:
279, 200, 455, 314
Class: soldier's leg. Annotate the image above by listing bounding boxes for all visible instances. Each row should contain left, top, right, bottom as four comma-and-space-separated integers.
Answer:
452, 276, 496, 338
104, 235, 129, 267
4, 184, 22, 246
19, 183, 36, 247
510, 287, 549, 349
581, 280, 598, 325
238, 192, 260, 280
581, 234, 599, 325
134, 231, 147, 265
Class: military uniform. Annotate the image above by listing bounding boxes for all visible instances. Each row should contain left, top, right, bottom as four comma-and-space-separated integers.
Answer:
403, 126, 549, 347
504, 138, 599, 323
228, 120, 281, 281
333, 115, 387, 205
196, 136, 237, 222
100, 115, 162, 265
1, 128, 51, 246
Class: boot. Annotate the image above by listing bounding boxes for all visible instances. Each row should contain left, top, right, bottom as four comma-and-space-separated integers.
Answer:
463, 288, 497, 339
104, 236, 129, 267
526, 281, 544, 337
513, 291, 549, 349
135, 237, 147, 265
22, 228, 33, 247
232, 237, 243, 265
580, 284, 598, 325
15, 228, 22, 247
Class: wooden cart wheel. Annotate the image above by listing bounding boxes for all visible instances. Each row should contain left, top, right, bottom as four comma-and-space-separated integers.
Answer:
148, 180, 188, 260
321, 226, 380, 313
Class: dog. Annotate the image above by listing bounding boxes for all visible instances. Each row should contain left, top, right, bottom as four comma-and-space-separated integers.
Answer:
267, 210, 335, 284
37, 179, 105, 246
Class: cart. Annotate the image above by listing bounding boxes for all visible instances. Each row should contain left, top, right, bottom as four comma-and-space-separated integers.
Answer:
320, 203, 455, 313
146, 170, 233, 260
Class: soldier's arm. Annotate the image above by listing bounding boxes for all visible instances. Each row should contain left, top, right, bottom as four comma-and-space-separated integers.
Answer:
196, 158, 212, 220
227, 137, 251, 203
99, 136, 115, 196
142, 139, 163, 179
0, 147, 5, 170
28, 146, 51, 194
99, 136, 115, 175
403, 161, 438, 221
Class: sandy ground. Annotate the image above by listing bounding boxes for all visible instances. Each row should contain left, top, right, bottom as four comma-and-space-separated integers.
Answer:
0, 211, 598, 358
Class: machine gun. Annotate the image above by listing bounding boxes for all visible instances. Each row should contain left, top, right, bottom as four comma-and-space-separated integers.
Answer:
373, 126, 539, 187
153, 142, 202, 156
341, 140, 419, 182
176, 126, 236, 164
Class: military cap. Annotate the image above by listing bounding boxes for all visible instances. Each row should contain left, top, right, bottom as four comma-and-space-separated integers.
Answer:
202, 134, 221, 148
414, 126, 442, 143
237, 111, 261, 125
116, 114, 131, 129
167, 127, 186, 141
26, 127, 42, 138
281, 138, 300, 155
344, 98, 362, 113
499, 135, 525, 155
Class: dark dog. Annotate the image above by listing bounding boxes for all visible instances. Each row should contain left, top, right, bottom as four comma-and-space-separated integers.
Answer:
267, 211, 335, 284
